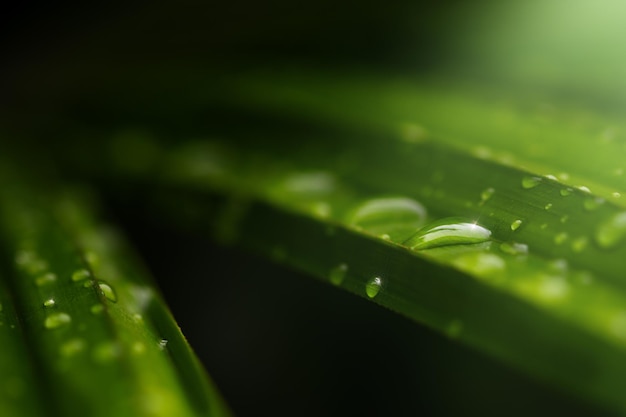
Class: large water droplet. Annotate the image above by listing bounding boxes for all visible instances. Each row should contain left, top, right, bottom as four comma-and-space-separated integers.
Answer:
349, 197, 427, 241
45, 312, 71, 329
596, 212, 626, 248
329, 263, 348, 286
510, 219, 522, 231
365, 277, 382, 298
404, 218, 491, 250
521, 176, 541, 189
97, 282, 117, 302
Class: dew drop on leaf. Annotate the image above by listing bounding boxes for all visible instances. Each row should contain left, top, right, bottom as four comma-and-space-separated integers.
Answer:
365, 277, 382, 299
329, 263, 348, 286
97, 282, 117, 303
521, 176, 541, 189
348, 197, 427, 242
404, 217, 491, 250
510, 219, 522, 231
71, 269, 90, 282
595, 212, 626, 249
45, 312, 71, 329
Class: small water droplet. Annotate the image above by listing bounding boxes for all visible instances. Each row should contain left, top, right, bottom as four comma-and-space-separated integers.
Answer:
614, 168, 624, 177
365, 277, 382, 299
612, 192, 622, 199
380, 234, 391, 241
45, 312, 71, 329
571, 236, 589, 252
560, 188, 572, 197
446, 320, 463, 339
521, 176, 541, 189
499, 242, 528, 255
43, 299, 56, 308
60, 338, 86, 357
560, 215, 569, 224
480, 187, 495, 203
90, 304, 104, 315
554, 232, 568, 245
544, 203, 553, 210
349, 197, 427, 241
577, 185, 591, 193
329, 263, 348, 286
404, 218, 491, 250
132, 313, 144, 324
510, 219, 522, 231
92, 342, 121, 363
596, 212, 626, 248
71, 269, 90, 282
35, 273, 57, 287
97, 282, 117, 302
544, 174, 558, 181
158, 339, 169, 350
584, 197, 605, 211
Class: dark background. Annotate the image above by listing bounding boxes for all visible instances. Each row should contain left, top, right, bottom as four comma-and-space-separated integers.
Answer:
2, 2, 612, 416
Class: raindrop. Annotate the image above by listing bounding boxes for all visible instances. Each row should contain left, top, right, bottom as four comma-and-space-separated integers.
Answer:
554, 232, 568, 245
43, 299, 56, 308
158, 339, 169, 351
44, 312, 71, 329
404, 218, 491, 250
60, 338, 86, 357
349, 197, 427, 241
584, 197, 605, 211
596, 212, 626, 249
71, 269, 90, 282
560, 188, 572, 197
35, 273, 57, 287
521, 176, 541, 189
97, 282, 117, 303
613, 192, 622, 199
577, 186, 591, 193
329, 263, 348, 286
544, 203, 553, 210
510, 219, 522, 231
365, 277, 382, 299
499, 242, 528, 255
480, 187, 495, 203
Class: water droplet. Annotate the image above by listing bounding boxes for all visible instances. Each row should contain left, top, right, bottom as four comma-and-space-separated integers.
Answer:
584, 197, 605, 211
540, 276, 569, 300
613, 192, 622, 199
404, 218, 491, 250
544, 203, 553, 210
329, 263, 348, 286
499, 242, 528, 255
90, 304, 104, 315
43, 299, 56, 308
554, 232, 568, 245
544, 174, 558, 181
132, 313, 144, 324
349, 197, 427, 241
446, 320, 463, 339
97, 282, 117, 302
577, 185, 591, 193
60, 338, 86, 357
380, 234, 391, 241
45, 312, 71, 329
35, 273, 57, 287
596, 212, 626, 248
571, 236, 589, 252
71, 269, 90, 282
480, 187, 495, 203
158, 339, 169, 350
510, 219, 522, 231
452, 253, 505, 276
92, 342, 121, 363
522, 176, 541, 189
365, 277, 382, 298
560, 188, 572, 197
560, 215, 569, 224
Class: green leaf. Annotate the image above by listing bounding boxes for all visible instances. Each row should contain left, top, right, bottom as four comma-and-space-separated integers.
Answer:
84, 71, 626, 414
0, 173, 231, 417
